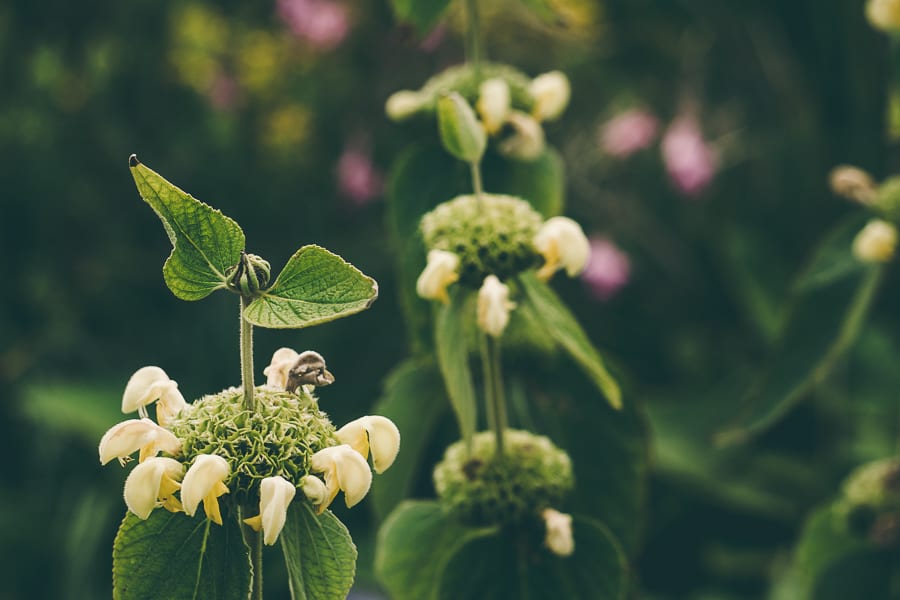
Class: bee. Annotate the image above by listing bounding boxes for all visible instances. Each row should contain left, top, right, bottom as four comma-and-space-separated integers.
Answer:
286, 350, 335, 391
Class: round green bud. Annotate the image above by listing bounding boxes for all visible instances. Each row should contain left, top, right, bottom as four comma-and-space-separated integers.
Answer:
420, 194, 543, 286
225, 252, 271, 297
433, 429, 574, 525
168, 386, 338, 503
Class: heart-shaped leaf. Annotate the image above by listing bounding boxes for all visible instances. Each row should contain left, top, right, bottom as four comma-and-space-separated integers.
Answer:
243, 245, 378, 329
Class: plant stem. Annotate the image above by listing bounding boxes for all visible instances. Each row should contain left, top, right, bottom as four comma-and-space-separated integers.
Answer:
464, 0, 482, 75
252, 531, 263, 600
491, 337, 508, 439
240, 296, 255, 411
470, 161, 485, 209
479, 332, 497, 434
482, 334, 506, 455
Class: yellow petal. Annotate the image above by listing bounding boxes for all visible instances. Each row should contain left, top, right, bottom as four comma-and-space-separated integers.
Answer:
181, 454, 230, 517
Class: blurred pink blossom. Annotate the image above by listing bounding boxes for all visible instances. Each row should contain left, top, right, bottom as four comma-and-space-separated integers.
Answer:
277, 0, 350, 50
419, 24, 447, 52
208, 74, 239, 111
599, 109, 659, 158
336, 137, 384, 206
661, 115, 718, 196
581, 237, 631, 301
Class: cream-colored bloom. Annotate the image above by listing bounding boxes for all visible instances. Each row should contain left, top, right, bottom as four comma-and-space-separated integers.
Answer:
542, 508, 574, 556
416, 249, 460, 304
498, 111, 545, 161
121, 366, 186, 425
123, 457, 184, 519
300, 475, 328, 506
181, 454, 230, 525
263, 347, 300, 388
853, 219, 898, 263
243, 476, 296, 545
534, 216, 590, 280
477, 276, 516, 337
336, 416, 401, 474
476, 78, 511, 135
529, 71, 571, 122
386, 90, 424, 121
867, 0, 900, 31
99, 418, 182, 466
829, 166, 876, 205
310, 444, 372, 512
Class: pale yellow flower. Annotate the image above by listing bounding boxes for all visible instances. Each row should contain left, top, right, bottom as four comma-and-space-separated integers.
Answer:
181, 454, 230, 525
477, 275, 516, 338
309, 444, 372, 512
416, 249, 460, 304
243, 475, 296, 545
476, 78, 511, 135
542, 507, 574, 556
121, 366, 186, 426
123, 457, 184, 519
98, 418, 181, 466
336, 416, 401, 474
530, 71, 571, 122
853, 219, 898, 263
534, 216, 590, 280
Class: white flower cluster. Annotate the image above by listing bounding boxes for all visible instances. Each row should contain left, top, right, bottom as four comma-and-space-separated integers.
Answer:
99, 353, 400, 546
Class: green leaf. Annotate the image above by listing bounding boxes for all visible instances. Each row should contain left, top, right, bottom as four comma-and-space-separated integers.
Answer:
437, 516, 628, 600
370, 357, 452, 519
792, 213, 870, 293
435, 288, 478, 445
437, 93, 487, 163
517, 272, 622, 410
375, 501, 498, 600
280, 503, 357, 600
715, 264, 884, 446
130, 157, 245, 301
113, 510, 250, 600
389, 0, 453, 34
243, 245, 378, 329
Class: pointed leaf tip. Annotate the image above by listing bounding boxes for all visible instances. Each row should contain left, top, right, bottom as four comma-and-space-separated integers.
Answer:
129, 154, 140, 167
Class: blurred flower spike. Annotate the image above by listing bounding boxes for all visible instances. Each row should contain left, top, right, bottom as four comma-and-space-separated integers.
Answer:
277, 0, 350, 51
337, 135, 384, 206
581, 237, 631, 301
98, 353, 399, 545
599, 108, 660, 158
853, 219, 898, 263
661, 115, 718, 196
866, 0, 900, 31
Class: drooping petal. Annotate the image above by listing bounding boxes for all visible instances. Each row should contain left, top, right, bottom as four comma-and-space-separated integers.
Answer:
416, 250, 460, 304
529, 71, 570, 122
99, 419, 182, 466
258, 476, 296, 545
533, 216, 590, 280
310, 445, 373, 511
263, 347, 300, 388
156, 386, 188, 428
336, 416, 401, 474
477, 78, 511, 135
542, 507, 574, 556
477, 275, 516, 338
181, 454, 230, 525
123, 457, 184, 519
122, 366, 179, 415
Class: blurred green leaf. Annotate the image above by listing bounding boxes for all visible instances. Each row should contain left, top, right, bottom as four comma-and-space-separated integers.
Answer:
389, 0, 453, 34
484, 146, 565, 217
716, 265, 884, 446
280, 503, 357, 600
518, 272, 622, 409
130, 157, 245, 301
793, 213, 869, 293
374, 501, 497, 600
435, 288, 478, 445
243, 245, 377, 329
370, 357, 451, 519
437, 93, 487, 163
438, 516, 627, 599
22, 382, 122, 442
113, 510, 250, 600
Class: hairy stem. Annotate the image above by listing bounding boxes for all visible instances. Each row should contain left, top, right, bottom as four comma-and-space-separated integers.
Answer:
465, 0, 482, 74
240, 296, 255, 411
479, 332, 497, 435
482, 334, 506, 454
239, 507, 264, 600
470, 161, 485, 209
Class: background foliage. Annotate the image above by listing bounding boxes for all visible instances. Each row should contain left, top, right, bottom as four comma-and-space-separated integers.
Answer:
1, 0, 897, 598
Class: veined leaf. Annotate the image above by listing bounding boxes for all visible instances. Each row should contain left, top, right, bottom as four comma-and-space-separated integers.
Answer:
243, 245, 378, 329
375, 501, 498, 600
518, 272, 622, 410
435, 288, 478, 445
280, 503, 357, 600
129, 156, 245, 301
113, 510, 250, 600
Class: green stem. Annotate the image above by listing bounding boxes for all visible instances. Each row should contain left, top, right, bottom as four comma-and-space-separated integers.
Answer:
464, 0, 482, 75
483, 335, 506, 454
479, 332, 497, 435
491, 337, 508, 438
252, 531, 263, 600
240, 296, 255, 411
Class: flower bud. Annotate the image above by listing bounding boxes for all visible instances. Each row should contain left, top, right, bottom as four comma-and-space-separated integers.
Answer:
437, 92, 487, 163
477, 275, 516, 337
476, 78, 511, 135
226, 252, 271, 297
829, 165, 877, 205
385, 90, 424, 121
416, 250, 460, 303
300, 475, 328, 505
853, 219, 898, 263
867, 0, 900, 31
498, 111, 545, 161
529, 71, 570, 122
542, 508, 574, 556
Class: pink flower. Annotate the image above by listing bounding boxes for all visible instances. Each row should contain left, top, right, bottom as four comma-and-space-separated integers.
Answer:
598, 109, 659, 158
581, 237, 631, 301
277, 0, 350, 51
207, 74, 239, 111
661, 115, 718, 196
336, 136, 384, 206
